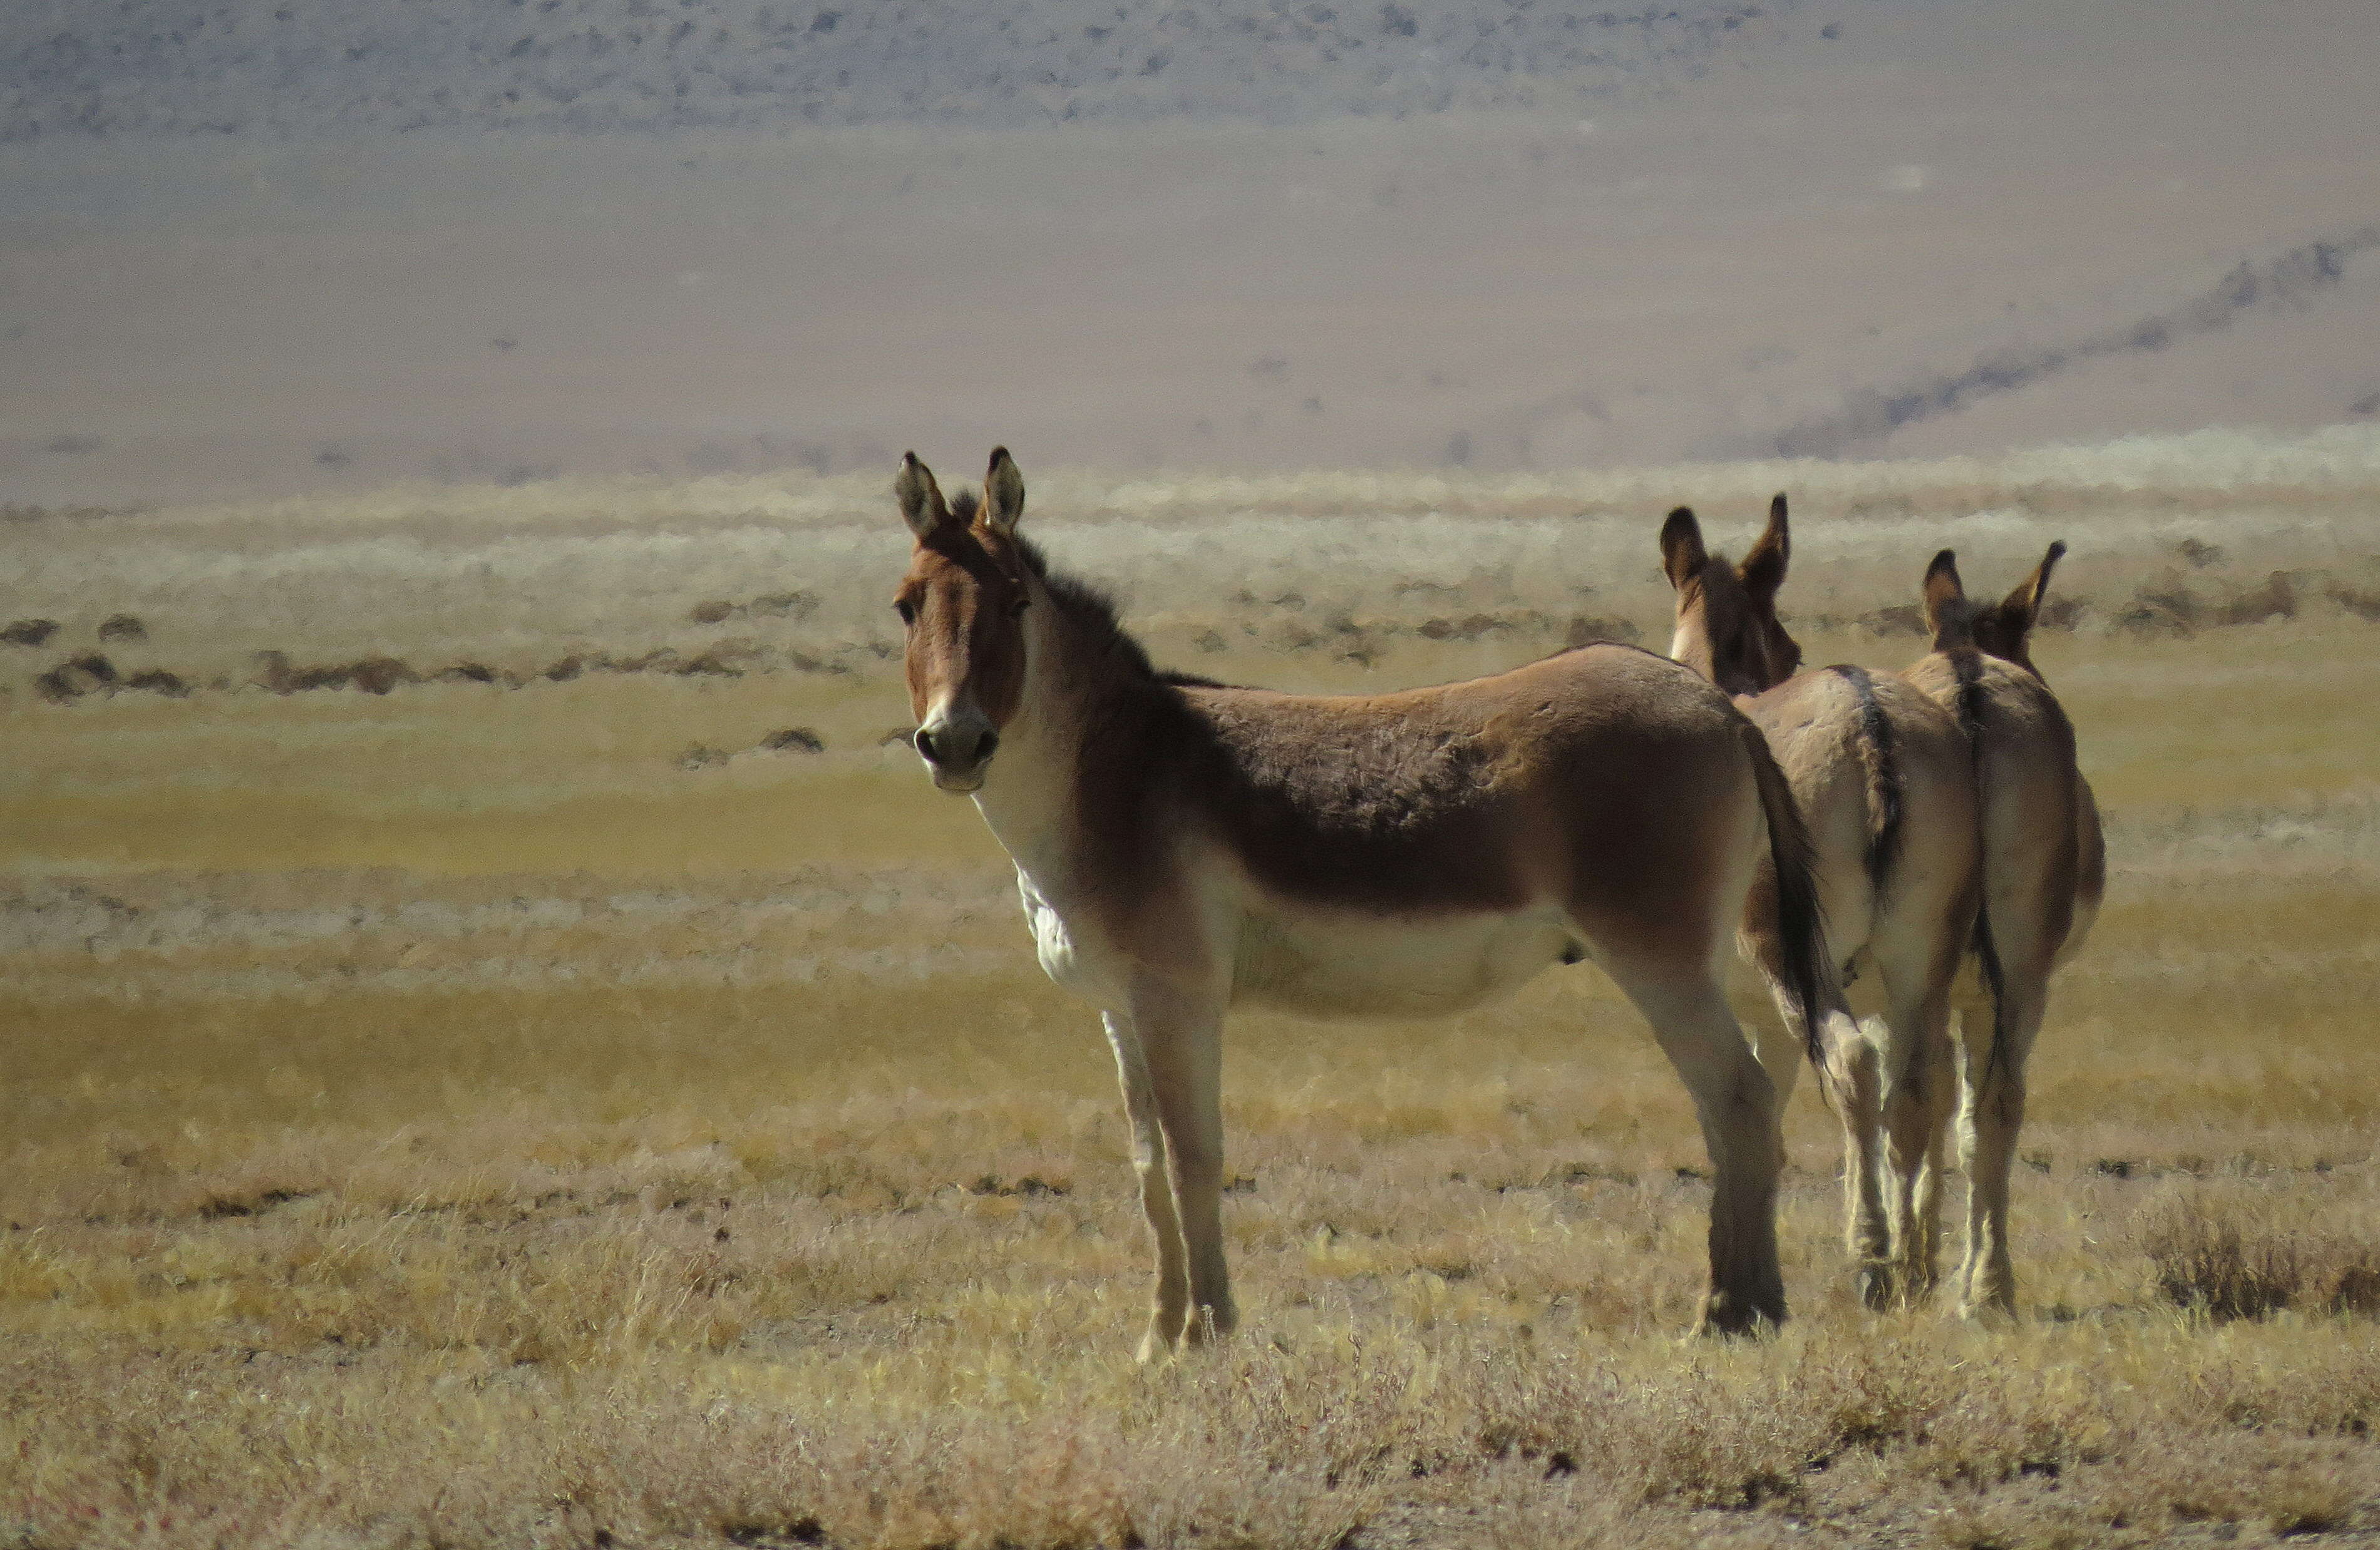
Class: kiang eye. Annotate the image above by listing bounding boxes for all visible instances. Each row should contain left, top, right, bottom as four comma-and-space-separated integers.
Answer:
894, 600, 916, 626
1008, 595, 1031, 617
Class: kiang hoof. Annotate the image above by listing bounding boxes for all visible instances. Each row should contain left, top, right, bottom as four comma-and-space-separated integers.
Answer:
1181, 1303, 1239, 1348
1857, 1261, 1897, 1311
1692, 1293, 1785, 1340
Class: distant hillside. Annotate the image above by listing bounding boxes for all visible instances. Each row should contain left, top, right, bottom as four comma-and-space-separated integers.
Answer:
8, 0, 2378, 504
0, 0, 1791, 140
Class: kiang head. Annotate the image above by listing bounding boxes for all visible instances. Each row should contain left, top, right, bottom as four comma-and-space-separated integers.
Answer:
890, 447, 1033, 793
1659, 494, 1802, 699
1922, 541, 2065, 678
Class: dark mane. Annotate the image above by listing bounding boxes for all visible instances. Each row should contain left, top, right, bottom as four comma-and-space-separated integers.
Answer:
949, 489, 981, 524
1014, 536, 1245, 692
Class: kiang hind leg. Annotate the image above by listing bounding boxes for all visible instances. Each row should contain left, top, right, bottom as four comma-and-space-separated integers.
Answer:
1605, 946, 1788, 1335
1872, 957, 1958, 1308
1826, 1006, 1893, 1310
1953, 958, 2049, 1319
1746, 923, 1888, 1310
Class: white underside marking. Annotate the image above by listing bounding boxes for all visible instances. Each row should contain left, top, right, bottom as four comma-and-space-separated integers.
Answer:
1230, 895, 1577, 1019
1018, 866, 1135, 1012
1016, 864, 1580, 1020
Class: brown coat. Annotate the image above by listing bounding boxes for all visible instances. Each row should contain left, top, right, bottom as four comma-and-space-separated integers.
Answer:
893, 448, 1850, 1352
1662, 496, 1982, 1308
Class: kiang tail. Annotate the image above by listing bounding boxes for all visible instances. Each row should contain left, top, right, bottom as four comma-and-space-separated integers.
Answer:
1738, 719, 1850, 1106
1828, 664, 1904, 910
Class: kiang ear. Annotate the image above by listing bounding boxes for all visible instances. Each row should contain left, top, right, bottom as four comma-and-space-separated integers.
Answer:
1922, 548, 1970, 645
894, 451, 953, 538
1659, 506, 1709, 593
982, 446, 1025, 538
1738, 492, 1790, 603
1997, 540, 2066, 634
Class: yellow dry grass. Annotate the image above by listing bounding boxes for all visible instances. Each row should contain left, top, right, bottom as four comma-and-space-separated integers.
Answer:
5, 432, 2380, 1547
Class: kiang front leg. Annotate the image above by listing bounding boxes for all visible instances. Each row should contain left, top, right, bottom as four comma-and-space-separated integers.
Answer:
1131, 979, 1238, 1349
1103, 1010, 1190, 1364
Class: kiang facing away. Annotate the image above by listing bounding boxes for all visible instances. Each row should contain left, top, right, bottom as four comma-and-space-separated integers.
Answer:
890, 448, 1850, 1357
1905, 544, 2104, 1316
1661, 497, 1983, 1311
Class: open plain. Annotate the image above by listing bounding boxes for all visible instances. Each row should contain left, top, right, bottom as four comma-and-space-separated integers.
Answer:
6, 429, 2380, 1547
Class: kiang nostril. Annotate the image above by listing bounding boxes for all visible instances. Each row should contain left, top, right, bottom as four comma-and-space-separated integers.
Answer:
977, 729, 999, 762
914, 727, 940, 764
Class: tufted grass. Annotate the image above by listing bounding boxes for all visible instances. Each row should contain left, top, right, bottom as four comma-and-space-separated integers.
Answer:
5, 442, 2380, 1546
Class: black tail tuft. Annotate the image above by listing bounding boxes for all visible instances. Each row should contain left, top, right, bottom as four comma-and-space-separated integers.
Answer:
1828, 664, 1904, 908
1948, 649, 2012, 1080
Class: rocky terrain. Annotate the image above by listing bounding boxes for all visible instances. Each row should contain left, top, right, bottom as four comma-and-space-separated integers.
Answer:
1, 0, 1792, 139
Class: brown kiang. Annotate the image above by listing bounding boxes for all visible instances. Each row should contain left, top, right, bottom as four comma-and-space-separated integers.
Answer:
1661, 498, 2101, 1318
1907, 542, 2104, 1316
1662, 496, 1983, 1310
891, 447, 1855, 1357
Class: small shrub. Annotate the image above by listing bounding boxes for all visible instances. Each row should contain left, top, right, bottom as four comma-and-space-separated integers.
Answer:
2269, 1474, 2356, 1539
346, 657, 416, 695
2212, 571, 2296, 627
1417, 613, 1512, 642
2141, 1198, 2301, 1319
97, 613, 147, 642
1563, 614, 1641, 647
747, 592, 817, 620
2330, 1262, 2380, 1315
2118, 575, 2204, 635
2144, 1195, 2380, 1321
125, 669, 191, 698
2036, 595, 2086, 630
34, 654, 116, 703
1856, 603, 1927, 637
689, 599, 739, 624
1, 618, 60, 647
2329, 583, 2380, 622
251, 652, 419, 694
760, 728, 825, 754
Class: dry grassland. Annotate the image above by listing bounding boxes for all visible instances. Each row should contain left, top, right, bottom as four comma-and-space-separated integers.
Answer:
6, 429, 2380, 1547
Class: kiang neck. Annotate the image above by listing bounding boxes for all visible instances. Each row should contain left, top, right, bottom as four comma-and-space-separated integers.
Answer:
964, 570, 1103, 875
1669, 619, 1720, 689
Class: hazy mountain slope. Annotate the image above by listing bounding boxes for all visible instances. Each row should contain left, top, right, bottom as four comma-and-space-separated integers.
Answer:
0, 0, 1789, 139
4, 0, 2378, 502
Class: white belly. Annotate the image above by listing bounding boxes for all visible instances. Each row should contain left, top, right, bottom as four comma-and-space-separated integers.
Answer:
1231, 901, 1579, 1019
